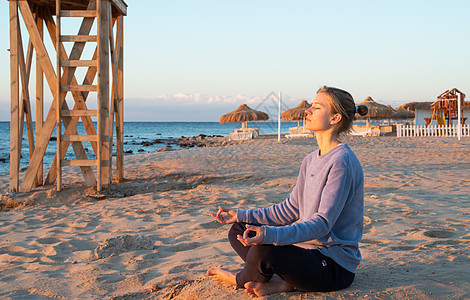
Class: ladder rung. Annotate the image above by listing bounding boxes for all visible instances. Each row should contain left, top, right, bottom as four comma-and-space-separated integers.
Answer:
61, 85, 97, 92
62, 134, 98, 142
61, 60, 97, 67
60, 10, 97, 18
60, 35, 97, 42
61, 110, 98, 117
61, 159, 98, 167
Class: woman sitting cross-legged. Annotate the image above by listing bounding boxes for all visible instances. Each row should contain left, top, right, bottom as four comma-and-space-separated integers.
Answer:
207, 86, 369, 298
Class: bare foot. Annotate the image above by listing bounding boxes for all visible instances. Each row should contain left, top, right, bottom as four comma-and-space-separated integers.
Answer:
207, 268, 237, 287
244, 275, 294, 298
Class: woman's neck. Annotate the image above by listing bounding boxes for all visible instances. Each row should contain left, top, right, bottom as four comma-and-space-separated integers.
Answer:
315, 131, 341, 156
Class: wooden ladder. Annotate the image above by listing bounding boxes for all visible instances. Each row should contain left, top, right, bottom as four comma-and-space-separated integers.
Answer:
56, 0, 102, 191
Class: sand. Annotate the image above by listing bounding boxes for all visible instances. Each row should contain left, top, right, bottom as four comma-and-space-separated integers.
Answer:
1, 136, 469, 299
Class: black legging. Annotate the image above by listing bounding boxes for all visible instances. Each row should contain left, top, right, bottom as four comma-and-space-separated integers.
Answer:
229, 222, 355, 292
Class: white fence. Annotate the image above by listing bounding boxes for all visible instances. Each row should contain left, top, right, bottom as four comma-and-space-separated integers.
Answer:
397, 124, 470, 137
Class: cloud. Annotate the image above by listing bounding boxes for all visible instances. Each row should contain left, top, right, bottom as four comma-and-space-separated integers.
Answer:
125, 92, 304, 121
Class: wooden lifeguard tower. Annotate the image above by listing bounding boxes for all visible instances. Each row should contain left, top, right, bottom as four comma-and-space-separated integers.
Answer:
8, 0, 127, 192
424, 88, 466, 127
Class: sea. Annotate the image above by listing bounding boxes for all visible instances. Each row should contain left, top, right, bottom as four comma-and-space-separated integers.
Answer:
0, 121, 301, 175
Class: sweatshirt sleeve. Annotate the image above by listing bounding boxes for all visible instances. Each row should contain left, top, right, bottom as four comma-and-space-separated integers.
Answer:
236, 196, 299, 226
262, 161, 354, 245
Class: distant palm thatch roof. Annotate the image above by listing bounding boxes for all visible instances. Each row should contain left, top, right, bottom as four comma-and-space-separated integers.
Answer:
391, 109, 415, 119
357, 96, 394, 119
398, 102, 433, 112
219, 104, 269, 124
281, 100, 310, 121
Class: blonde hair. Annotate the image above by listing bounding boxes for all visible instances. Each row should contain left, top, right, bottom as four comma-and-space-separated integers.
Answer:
317, 86, 368, 134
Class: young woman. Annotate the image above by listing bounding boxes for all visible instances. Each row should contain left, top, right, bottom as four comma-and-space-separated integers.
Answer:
207, 86, 368, 298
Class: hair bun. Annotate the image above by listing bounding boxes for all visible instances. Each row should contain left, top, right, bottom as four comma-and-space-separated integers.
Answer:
356, 105, 368, 116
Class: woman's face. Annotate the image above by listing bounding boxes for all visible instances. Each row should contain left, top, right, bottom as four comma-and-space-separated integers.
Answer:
305, 92, 338, 133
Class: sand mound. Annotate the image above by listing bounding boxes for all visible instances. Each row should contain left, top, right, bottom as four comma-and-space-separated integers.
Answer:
95, 235, 154, 259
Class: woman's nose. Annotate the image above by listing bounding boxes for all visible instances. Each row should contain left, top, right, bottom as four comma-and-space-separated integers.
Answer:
305, 108, 312, 115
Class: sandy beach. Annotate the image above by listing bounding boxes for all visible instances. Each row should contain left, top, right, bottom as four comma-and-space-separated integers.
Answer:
1, 135, 469, 299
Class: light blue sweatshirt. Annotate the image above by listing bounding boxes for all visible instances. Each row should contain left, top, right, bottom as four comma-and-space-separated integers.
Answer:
237, 144, 364, 273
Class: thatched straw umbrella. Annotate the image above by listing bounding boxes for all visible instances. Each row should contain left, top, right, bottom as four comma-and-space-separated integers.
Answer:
219, 104, 269, 129
356, 96, 394, 128
281, 100, 310, 126
391, 108, 415, 120
357, 96, 394, 119
398, 102, 432, 113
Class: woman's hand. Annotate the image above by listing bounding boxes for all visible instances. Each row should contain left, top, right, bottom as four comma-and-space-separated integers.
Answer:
210, 206, 237, 224
237, 224, 265, 246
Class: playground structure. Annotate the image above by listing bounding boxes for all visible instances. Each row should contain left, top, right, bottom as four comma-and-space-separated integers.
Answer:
425, 88, 466, 127
8, 0, 127, 192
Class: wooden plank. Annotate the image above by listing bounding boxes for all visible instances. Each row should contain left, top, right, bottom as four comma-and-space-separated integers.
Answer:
61, 84, 98, 92
61, 109, 97, 117
97, 0, 111, 189
17, 31, 26, 164
111, 0, 127, 16
17, 30, 37, 187
61, 59, 97, 67
60, 35, 97, 42
9, 1, 19, 192
36, 12, 44, 186
108, 16, 117, 179
62, 159, 98, 167
62, 134, 98, 142
56, 0, 62, 191
18, 2, 57, 95
117, 16, 124, 182
60, 10, 97, 18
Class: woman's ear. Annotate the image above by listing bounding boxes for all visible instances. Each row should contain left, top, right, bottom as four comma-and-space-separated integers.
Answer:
330, 113, 342, 125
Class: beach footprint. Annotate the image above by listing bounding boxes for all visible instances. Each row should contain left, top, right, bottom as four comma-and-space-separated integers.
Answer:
423, 230, 456, 239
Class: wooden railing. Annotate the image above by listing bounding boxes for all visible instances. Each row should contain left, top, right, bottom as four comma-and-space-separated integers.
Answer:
397, 124, 470, 137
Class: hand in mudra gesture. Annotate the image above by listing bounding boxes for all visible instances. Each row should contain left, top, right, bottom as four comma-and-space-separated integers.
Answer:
210, 206, 237, 224
237, 224, 265, 246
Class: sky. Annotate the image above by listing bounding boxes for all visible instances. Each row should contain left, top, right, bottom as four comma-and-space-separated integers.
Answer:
0, 0, 469, 121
